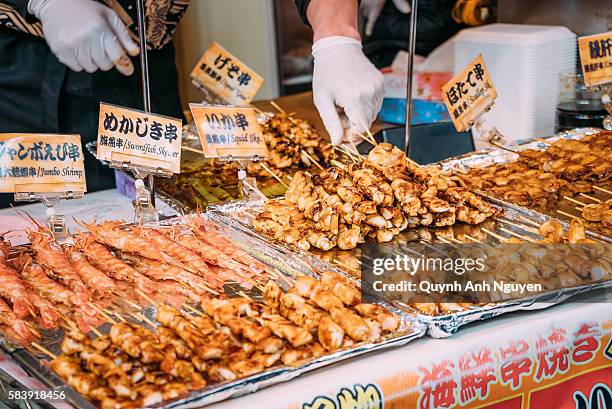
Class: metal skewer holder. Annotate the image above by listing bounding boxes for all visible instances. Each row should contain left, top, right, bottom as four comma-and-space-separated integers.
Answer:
470, 102, 517, 153
14, 191, 83, 242
217, 155, 267, 203
109, 160, 173, 225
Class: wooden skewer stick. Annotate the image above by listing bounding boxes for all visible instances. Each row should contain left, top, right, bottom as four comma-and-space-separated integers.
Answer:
238, 291, 255, 302
463, 234, 482, 243
334, 146, 357, 163
563, 195, 588, 207
124, 300, 144, 312
333, 259, 360, 272
269, 101, 286, 114
128, 311, 157, 327
448, 237, 465, 244
110, 310, 127, 323
557, 209, 580, 220
251, 106, 264, 115
517, 216, 541, 228
181, 146, 206, 155
23, 321, 41, 338
88, 303, 117, 325
499, 227, 537, 243
579, 193, 601, 203
355, 132, 375, 146
31, 342, 56, 359
183, 304, 204, 317
259, 162, 289, 188
358, 119, 378, 145
344, 143, 362, 160
481, 227, 509, 243
301, 150, 325, 171
593, 185, 612, 195
495, 218, 540, 235
136, 290, 158, 308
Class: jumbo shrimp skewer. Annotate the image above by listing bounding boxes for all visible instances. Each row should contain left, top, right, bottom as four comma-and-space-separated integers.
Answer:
73, 234, 157, 295
117, 252, 219, 296
16, 255, 105, 332
65, 248, 117, 300
0, 298, 37, 345
129, 227, 215, 278
0, 242, 36, 318
77, 220, 180, 267
28, 230, 90, 306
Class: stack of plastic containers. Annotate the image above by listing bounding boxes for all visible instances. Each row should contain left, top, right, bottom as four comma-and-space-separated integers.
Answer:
454, 24, 577, 144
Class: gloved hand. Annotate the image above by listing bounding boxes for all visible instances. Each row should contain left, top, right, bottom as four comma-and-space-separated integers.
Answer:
361, 0, 412, 36
312, 36, 384, 146
28, 0, 139, 75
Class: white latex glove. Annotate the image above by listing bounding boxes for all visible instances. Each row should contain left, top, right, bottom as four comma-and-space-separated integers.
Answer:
361, 0, 412, 37
312, 36, 384, 146
28, 0, 139, 75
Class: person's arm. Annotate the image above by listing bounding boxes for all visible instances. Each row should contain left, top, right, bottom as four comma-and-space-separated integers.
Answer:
2, 0, 33, 20
300, 0, 384, 145
306, 0, 360, 42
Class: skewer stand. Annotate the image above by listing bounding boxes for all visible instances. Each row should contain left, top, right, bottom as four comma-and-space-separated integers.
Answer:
109, 160, 173, 225
470, 102, 517, 153
217, 155, 267, 203
403, 0, 419, 154
13, 191, 83, 242
134, 0, 158, 212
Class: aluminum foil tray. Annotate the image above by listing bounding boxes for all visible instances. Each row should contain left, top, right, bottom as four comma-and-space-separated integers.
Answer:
207, 196, 611, 338
0, 215, 425, 408
438, 127, 611, 240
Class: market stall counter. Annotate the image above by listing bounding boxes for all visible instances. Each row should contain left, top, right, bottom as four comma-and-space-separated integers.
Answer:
0, 191, 610, 408
0, 286, 608, 408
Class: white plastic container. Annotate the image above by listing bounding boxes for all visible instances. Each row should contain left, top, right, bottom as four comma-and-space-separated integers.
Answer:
454, 23, 577, 146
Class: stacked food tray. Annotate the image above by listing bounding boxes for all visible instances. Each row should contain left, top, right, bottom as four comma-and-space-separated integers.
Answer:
441, 128, 611, 239
0, 216, 424, 408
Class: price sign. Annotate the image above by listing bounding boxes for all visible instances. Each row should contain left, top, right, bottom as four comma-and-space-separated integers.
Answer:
442, 54, 497, 132
97, 102, 182, 173
0, 133, 86, 194
191, 42, 264, 105
578, 31, 612, 87
189, 104, 268, 159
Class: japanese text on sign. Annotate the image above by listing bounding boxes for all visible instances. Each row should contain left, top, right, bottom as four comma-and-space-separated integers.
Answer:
578, 31, 612, 87
0, 134, 86, 194
97, 103, 182, 173
441, 54, 497, 132
189, 104, 268, 159
191, 42, 264, 105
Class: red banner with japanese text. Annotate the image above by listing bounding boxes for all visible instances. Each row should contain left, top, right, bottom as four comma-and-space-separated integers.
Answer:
296, 319, 612, 409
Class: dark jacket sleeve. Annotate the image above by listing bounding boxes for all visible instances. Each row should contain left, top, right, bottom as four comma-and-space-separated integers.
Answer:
293, 0, 312, 26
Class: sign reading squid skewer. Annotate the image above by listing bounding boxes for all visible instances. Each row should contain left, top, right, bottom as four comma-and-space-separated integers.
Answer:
189, 103, 269, 201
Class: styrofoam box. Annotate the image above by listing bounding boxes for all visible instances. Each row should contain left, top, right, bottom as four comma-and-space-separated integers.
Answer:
454, 24, 577, 142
